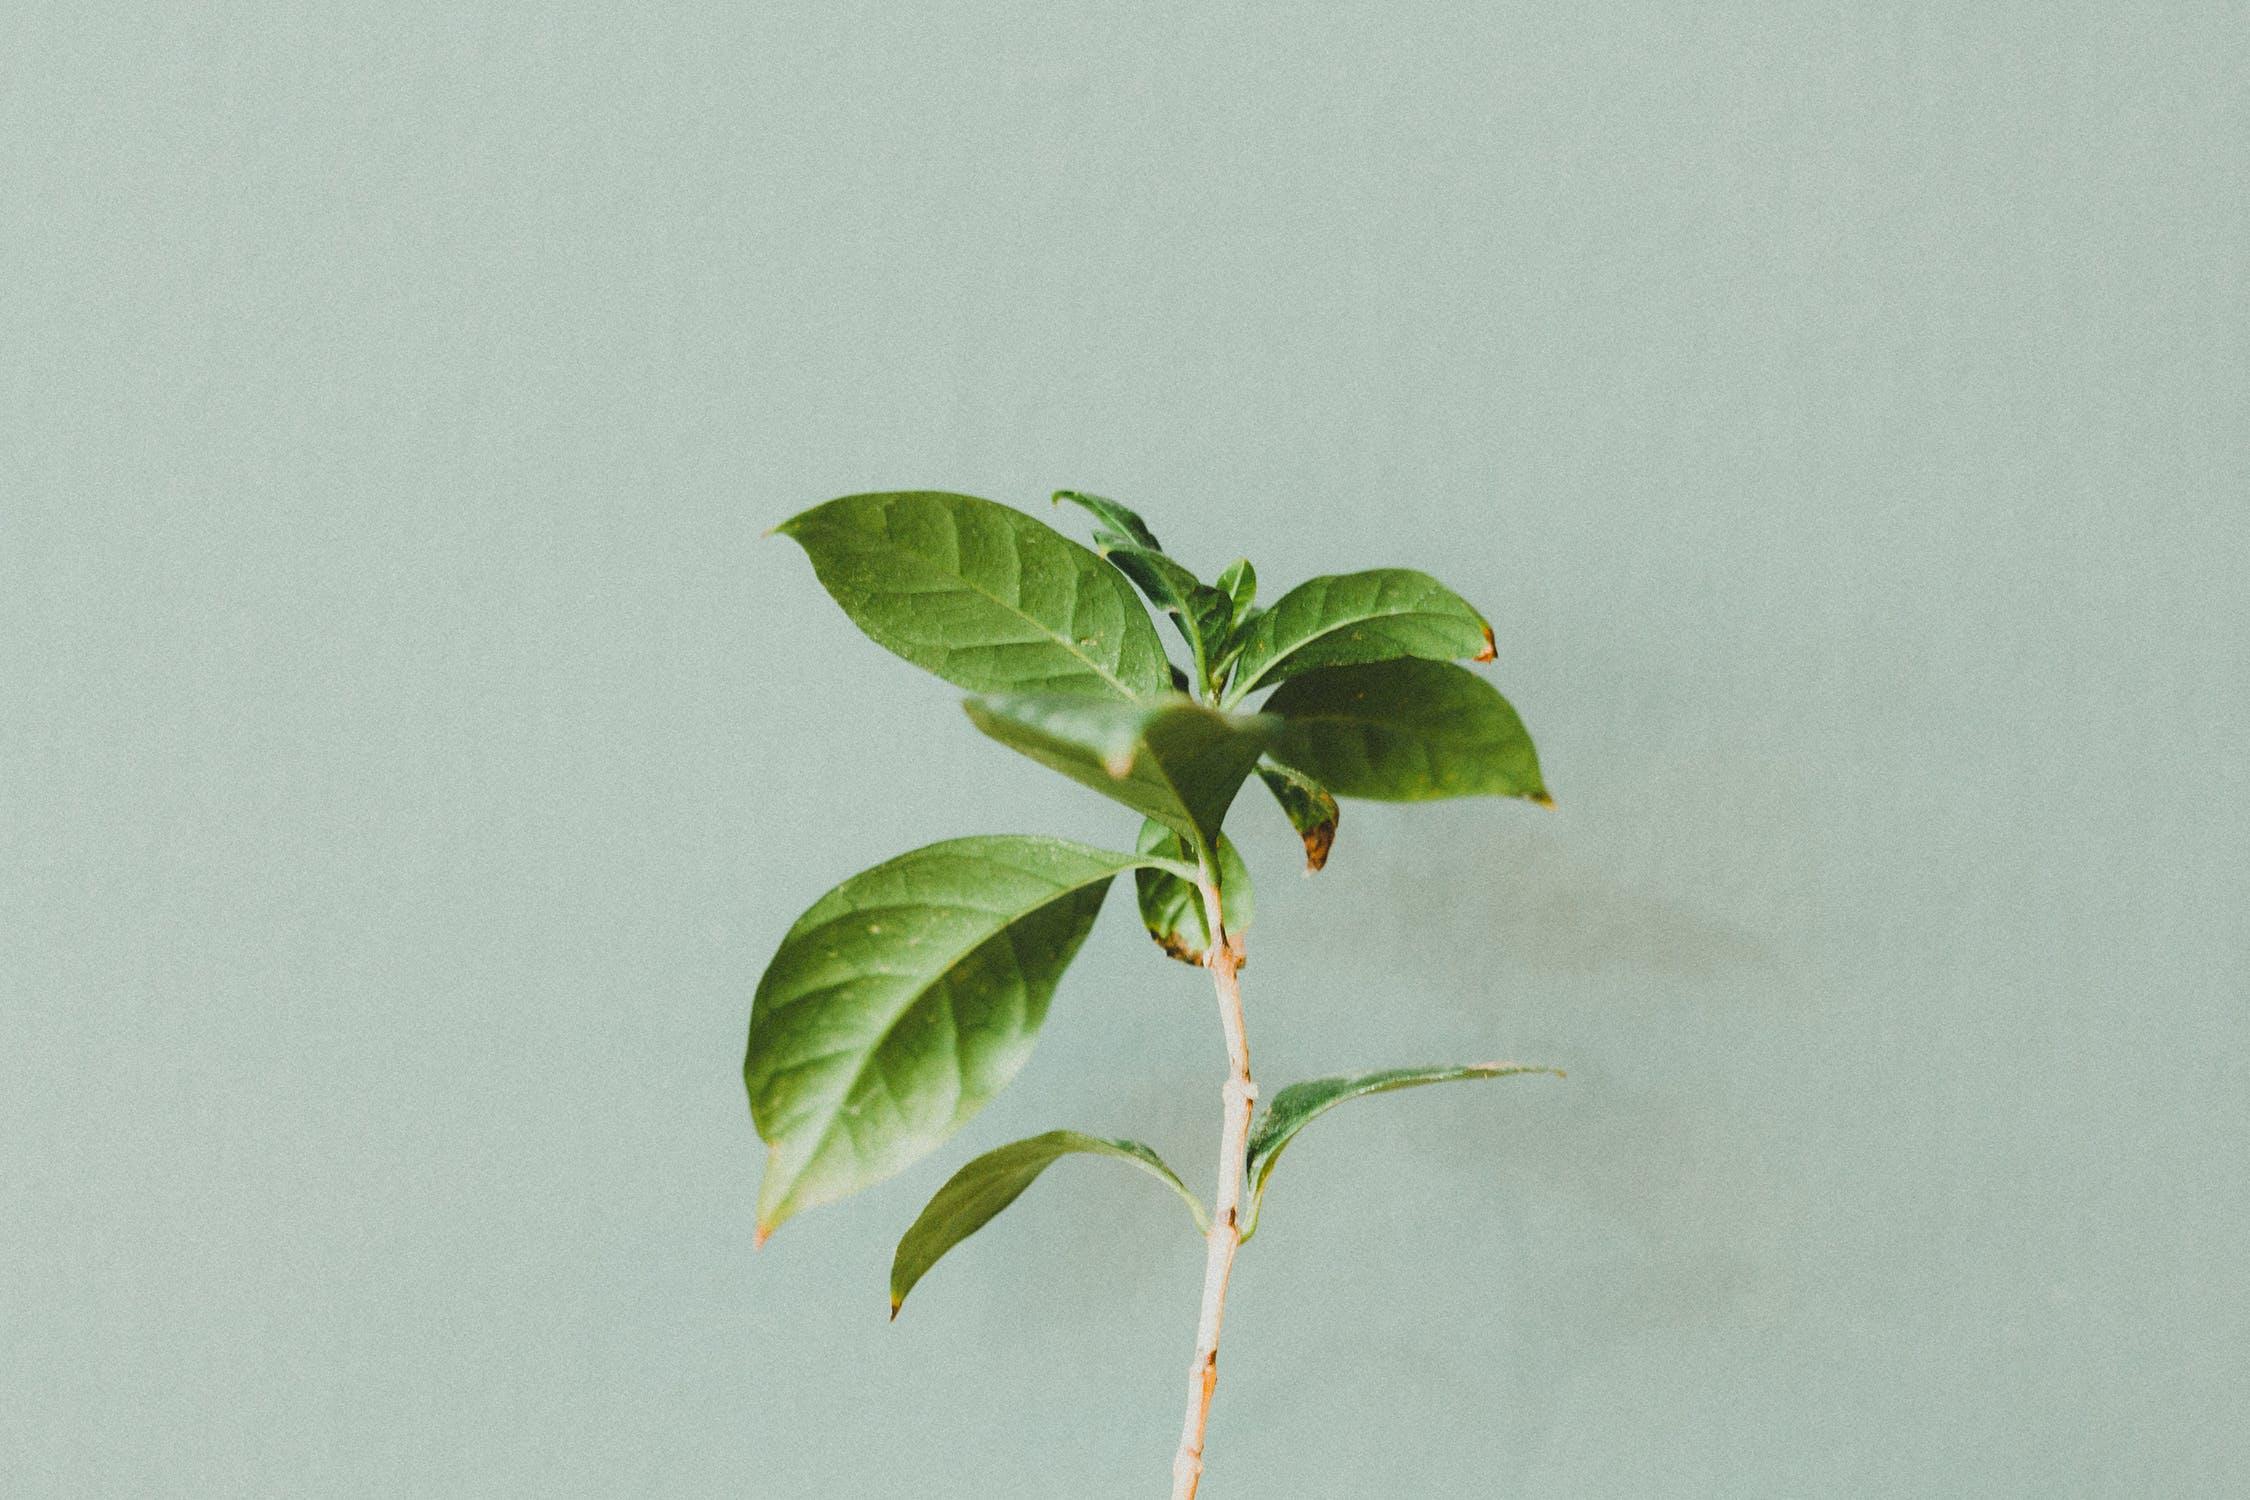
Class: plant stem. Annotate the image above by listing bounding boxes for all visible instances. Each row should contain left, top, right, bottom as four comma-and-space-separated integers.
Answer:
1170, 862, 1255, 1500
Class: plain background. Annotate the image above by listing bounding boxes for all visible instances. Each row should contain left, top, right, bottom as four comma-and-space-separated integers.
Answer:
5, 4, 2245, 1496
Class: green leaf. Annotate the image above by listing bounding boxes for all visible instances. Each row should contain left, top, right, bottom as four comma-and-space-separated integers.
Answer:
1102, 545, 1235, 691
747, 836, 1179, 1242
1265, 659, 1548, 804
1225, 569, 1496, 702
963, 693, 1277, 847
1052, 489, 1164, 552
1254, 759, 1339, 872
1134, 818, 1253, 964
1241, 1062, 1563, 1241
890, 1130, 1206, 1316
1215, 557, 1257, 618
776, 491, 1172, 700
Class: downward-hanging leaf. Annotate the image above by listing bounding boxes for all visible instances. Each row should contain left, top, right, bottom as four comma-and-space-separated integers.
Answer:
1241, 1063, 1563, 1240
747, 836, 1185, 1243
890, 1130, 1206, 1316
1254, 759, 1339, 872
1225, 569, 1496, 703
1134, 818, 1254, 964
963, 693, 1276, 847
1265, 659, 1548, 804
776, 492, 1172, 700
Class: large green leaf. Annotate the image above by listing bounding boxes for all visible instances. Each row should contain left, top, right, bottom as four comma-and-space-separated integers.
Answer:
1225, 568, 1496, 703
1254, 758, 1339, 873
747, 836, 1185, 1242
1241, 1063, 1563, 1240
1264, 659, 1548, 804
1134, 818, 1253, 965
963, 693, 1276, 847
776, 492, 1172, 700
890, 1130, 1205, 1316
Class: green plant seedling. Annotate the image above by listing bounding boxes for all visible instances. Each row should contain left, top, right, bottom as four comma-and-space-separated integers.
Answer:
749, 489, 1559, 1497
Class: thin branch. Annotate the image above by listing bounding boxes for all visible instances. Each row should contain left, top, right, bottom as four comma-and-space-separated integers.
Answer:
1170, 860, 1255, 1500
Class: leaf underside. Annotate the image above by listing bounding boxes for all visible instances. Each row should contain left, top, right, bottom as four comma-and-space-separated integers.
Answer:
1265, 658, 1547, 803
778, 491, 1173, 700
890, 1129, 1205, 1315
963, 693, 1276, 847
1254, 758, 1339, 872
1242, 1062, 1563, 1239
746, 836, 1167, 1241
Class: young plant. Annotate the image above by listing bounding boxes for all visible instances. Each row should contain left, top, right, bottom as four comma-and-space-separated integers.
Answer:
748, 490, 1558, 1496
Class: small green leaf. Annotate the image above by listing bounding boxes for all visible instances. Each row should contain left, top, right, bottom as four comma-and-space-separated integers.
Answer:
963, 693, 1276, 847
890, 1130, 1206, 1316
1241, 1062, 1563, 1240
1215, 557, 1257, 618
1134, 818, 1253, 964
747, 836, 1178, 1242
1254, 759, 1339, 872
777, 491, 1172, 700
1225, 569, 1496, 703
1102, 545, 1235, 692
1052, 489, 1164, 553
1265, 658, 1548, 804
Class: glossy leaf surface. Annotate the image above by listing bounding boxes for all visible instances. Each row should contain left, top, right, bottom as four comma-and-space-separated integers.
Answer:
1265, 659, 1547, 803
890, 1130, 1205, 1315
1242, 1062, 1562, 1239
747, 836, 1167, 1241
1254, 759, 1339, 872
1226, 568, 1496, 702
963, 693, 1276, 847
1134, 818, 1254, 964
777, 491, 1171, 699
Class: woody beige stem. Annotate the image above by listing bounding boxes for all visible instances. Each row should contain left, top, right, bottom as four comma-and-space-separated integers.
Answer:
1170, 863, 1254, 1500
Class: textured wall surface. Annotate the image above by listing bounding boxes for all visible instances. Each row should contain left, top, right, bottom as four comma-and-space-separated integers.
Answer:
5, 5, 2244, 1496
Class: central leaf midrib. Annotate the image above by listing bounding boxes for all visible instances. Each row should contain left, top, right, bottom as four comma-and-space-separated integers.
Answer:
861, 528, 1151, 699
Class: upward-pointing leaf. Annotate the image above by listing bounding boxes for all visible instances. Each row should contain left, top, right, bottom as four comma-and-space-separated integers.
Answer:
1265, 659, 1548, 804
1215, 557, 1257, 618
1225, 568, 1496, 703
1241, 1062, 1563, 1240
963, 694, 1276, 848
1102, 544, 1235, 692
747, 836, 1181, 1242
1053, 489, 1164, 553
777, 492, 1172, 700
890, 1130, 1205, 1317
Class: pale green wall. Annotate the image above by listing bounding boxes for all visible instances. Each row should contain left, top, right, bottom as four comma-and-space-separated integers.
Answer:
4, 5, 2244, 1496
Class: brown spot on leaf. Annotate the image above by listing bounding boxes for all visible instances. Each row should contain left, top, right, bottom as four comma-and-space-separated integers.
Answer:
1474, 624, 1497, 662
753, 1223, 774, 1250
1156, 930, 1206, 966
1300, 818, 1336, 873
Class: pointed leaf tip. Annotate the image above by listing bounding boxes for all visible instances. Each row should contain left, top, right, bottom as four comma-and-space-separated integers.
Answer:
1475, 625, 1497, 662
753, 1223, 774, 1250
1532, 790, 1556, 809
